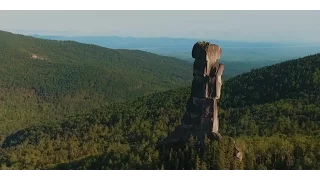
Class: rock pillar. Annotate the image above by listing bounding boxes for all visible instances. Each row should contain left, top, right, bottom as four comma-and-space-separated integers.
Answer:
182, 42, 224, 137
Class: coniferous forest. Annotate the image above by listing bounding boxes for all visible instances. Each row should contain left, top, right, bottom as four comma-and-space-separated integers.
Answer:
0, 31, 319, 170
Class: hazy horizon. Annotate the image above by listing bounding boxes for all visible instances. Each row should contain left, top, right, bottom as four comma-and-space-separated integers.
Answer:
1, 11, 320, 44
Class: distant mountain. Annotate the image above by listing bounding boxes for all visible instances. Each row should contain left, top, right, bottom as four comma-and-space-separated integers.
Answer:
32, 35, 290, 79
32, 35, 286, 49
31, 35, 285, 59
33, 35, 320, 62
33, 34, 320, 79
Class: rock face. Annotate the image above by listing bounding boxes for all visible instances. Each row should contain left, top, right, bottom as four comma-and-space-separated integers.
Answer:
157, 41, 242, 162
157, 42, 224, 146
31, 54, 38, 59
31, 53, 47, 60
183, 42, 224, 136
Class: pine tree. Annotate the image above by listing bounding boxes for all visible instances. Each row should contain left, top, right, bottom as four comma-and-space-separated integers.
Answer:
161, 163, 165, 170
195, 155, 201, 170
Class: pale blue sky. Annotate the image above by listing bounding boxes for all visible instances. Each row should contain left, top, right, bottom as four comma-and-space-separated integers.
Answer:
1, 11, 320, 43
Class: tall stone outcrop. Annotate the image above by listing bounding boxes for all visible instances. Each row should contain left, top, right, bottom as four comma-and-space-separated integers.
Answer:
157, 41, 242, 162
182, 42, 224, 137
157, 41, 224, 145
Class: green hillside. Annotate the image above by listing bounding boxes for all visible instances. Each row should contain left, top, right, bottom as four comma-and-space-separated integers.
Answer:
0, 30, 192, 135
1, 54, 319, 170
222, 54, 320, 108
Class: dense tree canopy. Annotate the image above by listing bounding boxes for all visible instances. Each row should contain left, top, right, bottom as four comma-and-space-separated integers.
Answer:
0, 30, 192, 134
222, 54, 320, 108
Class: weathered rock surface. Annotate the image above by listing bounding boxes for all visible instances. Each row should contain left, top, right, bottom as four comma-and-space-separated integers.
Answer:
158, 41, 242, 162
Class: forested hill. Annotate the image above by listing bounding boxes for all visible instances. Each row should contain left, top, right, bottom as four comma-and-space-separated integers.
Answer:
222, 53, 320, 108
0, 30, 192, 99
0, 30, 192, 135
1, 54, 319, 170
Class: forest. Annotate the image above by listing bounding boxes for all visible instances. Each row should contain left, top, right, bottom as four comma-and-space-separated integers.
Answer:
0, 39, 319, 169
0, 30, 192, 135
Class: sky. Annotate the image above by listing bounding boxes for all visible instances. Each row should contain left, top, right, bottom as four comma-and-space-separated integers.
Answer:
1, 11, 320, 43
